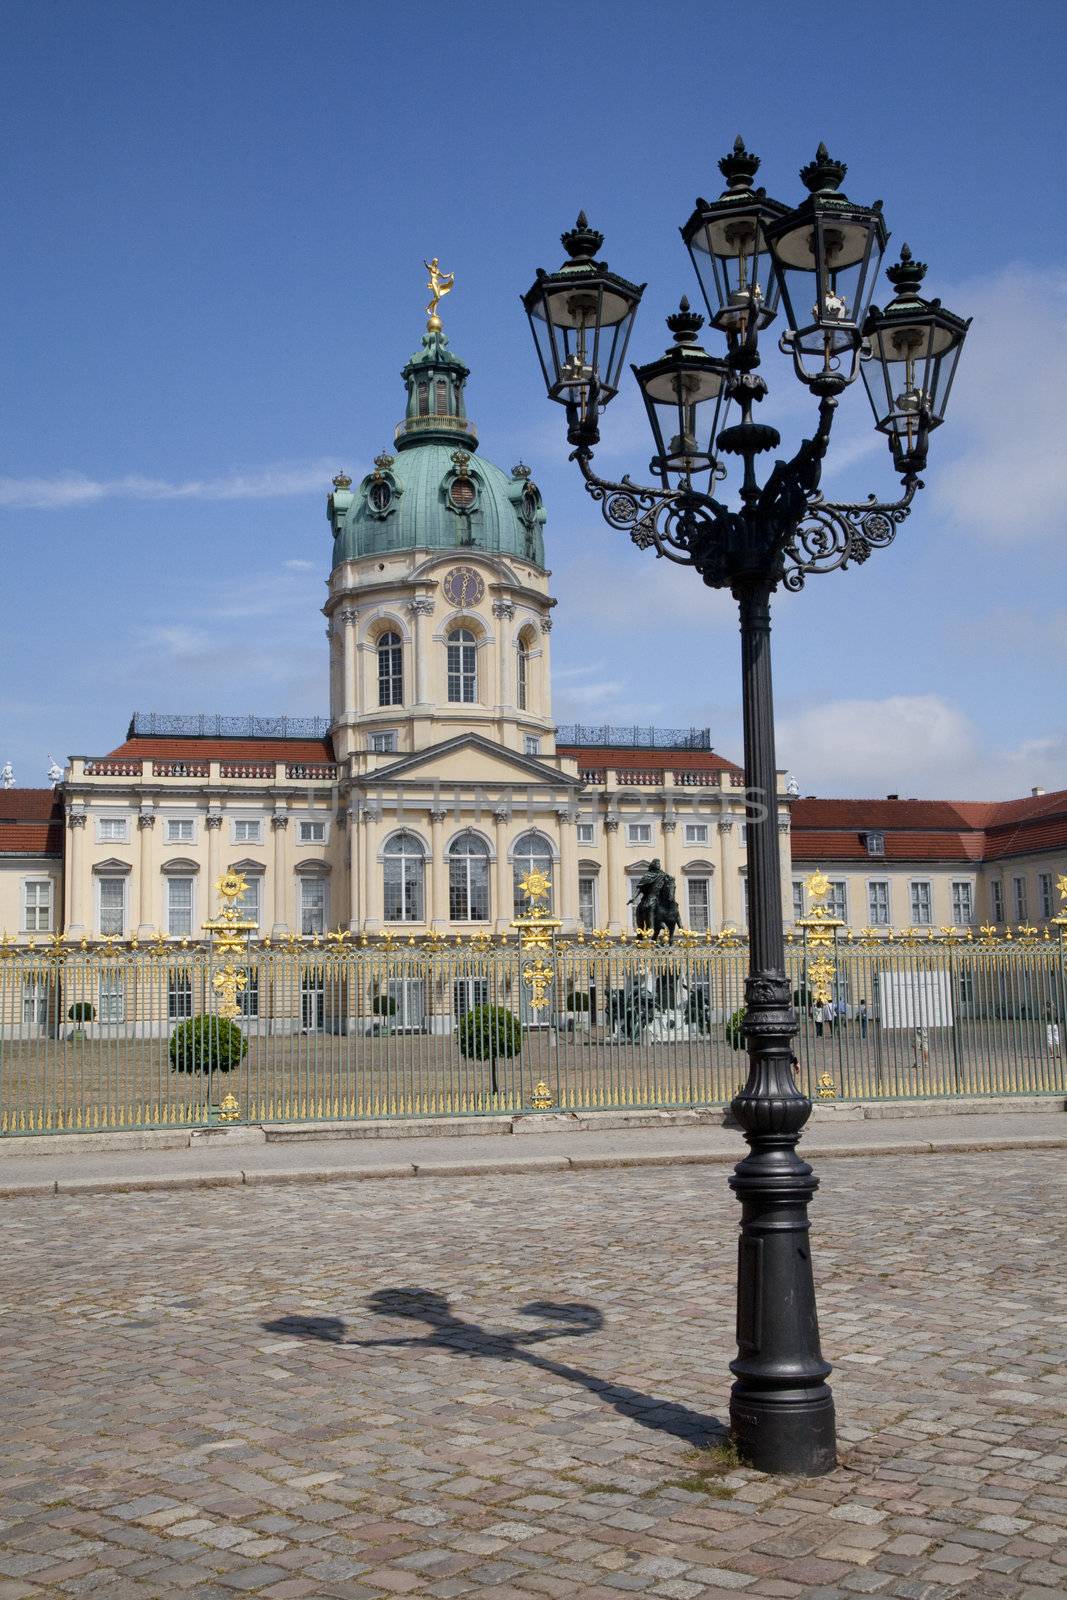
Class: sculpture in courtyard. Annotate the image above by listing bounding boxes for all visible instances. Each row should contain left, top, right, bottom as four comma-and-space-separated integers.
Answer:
629, 857, 681, 943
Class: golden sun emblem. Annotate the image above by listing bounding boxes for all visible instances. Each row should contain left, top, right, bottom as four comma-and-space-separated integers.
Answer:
215, 871, 248, 903
518, 868, 552, 907
805, 868, 831, 901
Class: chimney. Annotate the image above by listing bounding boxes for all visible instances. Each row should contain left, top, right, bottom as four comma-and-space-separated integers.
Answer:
1032, 786, 1045, 797
886, 793, 899, 800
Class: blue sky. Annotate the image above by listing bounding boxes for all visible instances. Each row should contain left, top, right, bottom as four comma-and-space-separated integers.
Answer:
1, 0, 1065, 799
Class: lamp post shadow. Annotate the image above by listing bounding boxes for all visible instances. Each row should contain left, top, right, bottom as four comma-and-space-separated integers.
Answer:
264, 1288, 726, 1449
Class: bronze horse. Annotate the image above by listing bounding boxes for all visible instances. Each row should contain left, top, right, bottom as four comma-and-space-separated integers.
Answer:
634, 872, 682, 944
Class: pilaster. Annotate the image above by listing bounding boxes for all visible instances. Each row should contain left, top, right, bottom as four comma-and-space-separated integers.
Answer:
137, 808, 156, 936
605, 812, 622, 931
271, 811, 290, 936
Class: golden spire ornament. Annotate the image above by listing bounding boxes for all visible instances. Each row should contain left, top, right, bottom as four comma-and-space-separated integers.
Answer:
424, 257, 455, 331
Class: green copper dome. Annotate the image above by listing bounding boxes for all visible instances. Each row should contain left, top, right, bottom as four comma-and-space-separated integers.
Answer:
328, 328, 546, 568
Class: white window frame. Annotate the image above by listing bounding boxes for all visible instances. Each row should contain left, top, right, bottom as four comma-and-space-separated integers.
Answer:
867, 880, 891, 927
447, 628, 478, 704
165, 818, 196, 845
98, 975, 126, 1025
991, 879, 1004, 922
951, 879, 975, 926
448, 833, 491, 922
166, 875, 196, 937
383, 832, 426, 923
369, 730, 398, 754
1039, 873, 1054, 921
298, 818, 329, 845
523, 735, 541, 757
792, 880, 805, 922
232, 818, 263, 845
377, 630, 404, 708
97, 876, 127, 937
684, 823, 709, 846
865, 831, 885, 857
575, 821, 595, 845
626, 822, 653, 847
299, 876, 328, 936
512, 831, 554, 918
167, 968, 194, 1020
686, 876, 712, 933
234, 874, 261, 928
577, 874, 598, 931
910, 879, 933, 926
828, 880, 848, 923
1013, 875, 1028, 922
95, 816, 129, 844
22, 877, 54, 933
517, 637, 530, 711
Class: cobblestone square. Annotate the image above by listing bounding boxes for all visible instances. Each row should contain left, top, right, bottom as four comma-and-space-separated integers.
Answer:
0, 1149, 1064, 1598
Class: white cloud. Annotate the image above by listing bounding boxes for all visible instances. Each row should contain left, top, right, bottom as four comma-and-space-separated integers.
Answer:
932, 265, 1067, 542
777, 693, 1067, 800
0, 460, 339, 510
284, 558, 316, 571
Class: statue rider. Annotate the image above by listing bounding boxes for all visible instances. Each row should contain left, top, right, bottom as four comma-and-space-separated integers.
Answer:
628, 857, 679, 932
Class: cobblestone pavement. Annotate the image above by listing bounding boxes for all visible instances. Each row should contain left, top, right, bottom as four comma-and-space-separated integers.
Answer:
0, 1151, 1064, 1600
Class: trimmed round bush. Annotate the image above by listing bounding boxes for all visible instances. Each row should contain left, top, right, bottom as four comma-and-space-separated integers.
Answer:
725, 1005, 746, 1051
68, 1001, 95, 1023
566, 989, 590, 1012
169, 1014, 248, 1073
457, 1004, 522, 1062
371, 993, 397, 1017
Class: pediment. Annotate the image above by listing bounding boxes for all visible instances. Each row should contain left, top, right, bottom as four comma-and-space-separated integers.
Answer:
365, 733, 574, 790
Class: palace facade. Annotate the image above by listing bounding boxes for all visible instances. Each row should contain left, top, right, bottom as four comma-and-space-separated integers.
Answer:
2, 317, 1065, 948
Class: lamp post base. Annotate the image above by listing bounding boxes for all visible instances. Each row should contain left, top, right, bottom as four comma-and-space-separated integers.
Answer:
730, 1383, 837, 1477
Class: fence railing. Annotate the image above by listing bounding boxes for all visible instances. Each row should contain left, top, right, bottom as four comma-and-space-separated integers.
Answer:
2, 927, 1064, 1138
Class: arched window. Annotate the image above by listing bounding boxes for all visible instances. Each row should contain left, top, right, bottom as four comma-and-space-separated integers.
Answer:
417, 381, 429, 417
383, 832, 425, 923
447, 628, 477, 703
377, 631, 403, 707
435, 378, 449, 415
449, 832, 490, 922
516, 635, 530, 711
512, 830, 553, 917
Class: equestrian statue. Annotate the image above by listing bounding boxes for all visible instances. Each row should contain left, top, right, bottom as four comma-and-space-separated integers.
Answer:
628, 857, 682, 943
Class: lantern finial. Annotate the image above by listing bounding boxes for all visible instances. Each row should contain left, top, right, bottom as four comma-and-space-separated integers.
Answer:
799, 144, 848, 193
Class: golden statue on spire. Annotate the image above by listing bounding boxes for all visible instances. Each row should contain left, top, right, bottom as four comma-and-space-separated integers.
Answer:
424, 257, 455, 331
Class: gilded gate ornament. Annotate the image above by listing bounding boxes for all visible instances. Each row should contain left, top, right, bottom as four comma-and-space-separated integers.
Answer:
202, 870, 257, 1020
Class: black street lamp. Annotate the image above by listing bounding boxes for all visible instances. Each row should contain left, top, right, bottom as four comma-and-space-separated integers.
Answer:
521, 141, 969, 1478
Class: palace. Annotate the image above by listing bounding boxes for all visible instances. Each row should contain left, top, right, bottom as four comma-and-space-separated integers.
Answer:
2, 314, 1066, 950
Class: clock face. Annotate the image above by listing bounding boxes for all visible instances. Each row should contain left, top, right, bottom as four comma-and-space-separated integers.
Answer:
442, 566, 485, 608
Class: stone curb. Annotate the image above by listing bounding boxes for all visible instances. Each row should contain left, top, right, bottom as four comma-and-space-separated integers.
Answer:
1, 1131, 1064, 1200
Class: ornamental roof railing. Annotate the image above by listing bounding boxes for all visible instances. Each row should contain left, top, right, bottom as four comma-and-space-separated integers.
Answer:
128, 713, 332, 741
555, 724, 712, 751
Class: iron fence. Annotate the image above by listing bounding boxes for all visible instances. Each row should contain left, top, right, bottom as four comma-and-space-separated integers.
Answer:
1, 927, 1065, 1137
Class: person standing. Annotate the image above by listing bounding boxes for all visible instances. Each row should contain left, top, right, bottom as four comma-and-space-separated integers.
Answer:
859, 998, 869, 1040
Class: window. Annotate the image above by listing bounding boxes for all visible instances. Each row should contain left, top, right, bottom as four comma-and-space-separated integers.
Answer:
685, 823, 709, 845
828, 881, 848, 922
166, 876, 194, 936
792, 880, 805, 922
576, 822, 595, 845
910, 880, 932, 925
952, 880, 975, 926
868, 881, 890, 926
741, 874, 749, 925
299, 820, 327, 844
383, 832, 425, 923
98, 976, 125, 1024
1013, 876, 1028, 922
865, 831, 885, 857
97, 817, 128, 843
369, 731, 398, 754
524, 735, 541, 757
22, 978, 49, 1027
513, 831, 553, 917
1040, 873, 1054, 920
447, 629, 477, 703
168, 970, 193, 1020
578, 875, 597, 931
166, 818, 195, 844
233, 819, 262, 844
627, 822, 652, 846
417, 380, 429, 416
449, 832, 490, 921
377, 631, 403, 707
517, 637, 530, 710
449, 477, 476, 510
235, 876, 260, 927
98, 878, 125, 936
687, 877, 711, 933
22, 879, 53, 933
435, 378, 449, 415
300, 877, 327, 936
991, 879, 1004, 922
239, 970, 260, 1019
369, 479, 392, 514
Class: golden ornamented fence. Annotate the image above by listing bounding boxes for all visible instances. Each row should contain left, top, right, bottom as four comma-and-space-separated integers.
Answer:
1, 869, 1065, 1136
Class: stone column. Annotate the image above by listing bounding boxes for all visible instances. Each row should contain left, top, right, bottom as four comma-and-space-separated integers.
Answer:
347, 806, 360, 930
359, 806, 376, 928
137, 809, 156, 936
65, 810, 87, 936
719, 817, 741, 929
341, 609, 358, 725
555, 804, 578, 931
494, 804, 511, 927
205, 810, 222, 901
604, 813, 622, 932
271, 812, 289, 936
409, 598, 434, 708
428, 806, 448, 928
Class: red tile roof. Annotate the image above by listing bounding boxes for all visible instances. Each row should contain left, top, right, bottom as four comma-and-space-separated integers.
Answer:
105, 736, 336, 762
0, 788, 64, 856
791, 791, 1067, 864
558, 746, 743, 774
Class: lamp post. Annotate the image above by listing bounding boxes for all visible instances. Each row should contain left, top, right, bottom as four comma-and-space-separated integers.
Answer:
521, 140, 969, 1477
